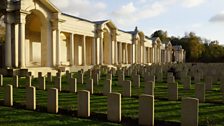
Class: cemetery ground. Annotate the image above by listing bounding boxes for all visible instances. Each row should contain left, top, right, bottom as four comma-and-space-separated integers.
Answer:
0, 71, 224, 125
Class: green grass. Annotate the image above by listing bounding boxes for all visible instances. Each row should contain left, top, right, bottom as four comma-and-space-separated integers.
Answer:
0, 106, 120, 126
0, 73, 224, 125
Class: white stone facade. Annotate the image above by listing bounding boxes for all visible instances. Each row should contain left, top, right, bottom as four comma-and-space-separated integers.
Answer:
0, 0, 184, 73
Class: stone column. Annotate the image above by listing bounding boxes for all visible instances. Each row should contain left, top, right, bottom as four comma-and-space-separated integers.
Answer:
114, 41, 118, 64
130, 44, 134, 64
13, 24, 19, 67
119, 42, 122, 64
82, 35, 86, 66
92, 38, 96, 65
5, 22, 12, 67
125, 44, 128, 64
56, 29, 61, 66
18, 15, 26, 68
100, 37, 103, 65
70, 33, 74, 66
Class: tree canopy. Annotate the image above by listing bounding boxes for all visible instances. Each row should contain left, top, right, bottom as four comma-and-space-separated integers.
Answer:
151, 30, 224, 62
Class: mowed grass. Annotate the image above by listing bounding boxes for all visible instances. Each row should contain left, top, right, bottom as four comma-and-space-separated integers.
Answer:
0, 73, 224, 125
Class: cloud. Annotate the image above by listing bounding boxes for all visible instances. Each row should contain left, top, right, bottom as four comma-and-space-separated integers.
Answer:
210, 11, 224, 23
49, 0, 108, 20
110, 0, 174, 27
182, 0, 205, 8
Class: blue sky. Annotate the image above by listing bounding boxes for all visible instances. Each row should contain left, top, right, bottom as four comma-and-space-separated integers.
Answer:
50, 0, 224, 44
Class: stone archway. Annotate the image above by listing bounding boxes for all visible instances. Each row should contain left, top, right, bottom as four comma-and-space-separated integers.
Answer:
25, 10, 48, 67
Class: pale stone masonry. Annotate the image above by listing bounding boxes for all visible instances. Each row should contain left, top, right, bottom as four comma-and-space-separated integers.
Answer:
48, 88, 58, 113
195, 83, 205, 103
0, 0, 184, 75
144, 81, 154, 95
4, 84, 13, 106
107, 92, 121, 122
13, 75, 19, 88
181, 97, 199, 126
78, 90, 90, 118
139, 94, 154, 126
168, 83, 178, 101
26, 86, 36, 110
39, 77, 46, 90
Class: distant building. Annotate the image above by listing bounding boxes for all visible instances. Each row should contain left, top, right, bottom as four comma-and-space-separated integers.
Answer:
0, 0, 185, 76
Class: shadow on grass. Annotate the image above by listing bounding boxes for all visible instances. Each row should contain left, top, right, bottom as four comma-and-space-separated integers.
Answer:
0, 100, 180, 126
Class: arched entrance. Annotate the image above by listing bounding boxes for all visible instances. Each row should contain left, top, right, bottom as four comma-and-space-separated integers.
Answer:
25, 10, 48, 67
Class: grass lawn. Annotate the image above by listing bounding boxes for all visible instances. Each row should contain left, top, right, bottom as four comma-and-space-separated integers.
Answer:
0, 72, 223, 125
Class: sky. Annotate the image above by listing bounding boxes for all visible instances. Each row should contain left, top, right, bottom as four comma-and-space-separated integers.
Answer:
49, 0, 224, 44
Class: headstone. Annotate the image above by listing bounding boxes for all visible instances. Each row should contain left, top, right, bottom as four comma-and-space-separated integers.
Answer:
107, 92, 121, 122
78, 90, 90, 117
26, 86, 36, 110
69, 78, 77, 93
56, 72, 61, 78
118, 72, 125, 86
168, 83, 178, 101
47, 88, 58, 113
122, 80, 131, 97
139, 94, 154, 126
181, 97, 199, 126
26, 76, 32, 87
4, 84, 13, 106
66, 72, 72, 83
77, 72, 84, 84
93, 73, 99, 85
39, 77, 46, 90
183, 76, 191, 90
194, 74, 201, 84
167, 75, 175, 84
195, 83, 205, 103
133, 75, 140, 88
103, 79, 112, 95
144, 81, 154, 95
86, 79, 93, 94
38, 72, 42, 78
205, 76, 212, 91
47, 72, 52, 82
156, 72, 163, 82
106, 73, 112, 80
0, 74, 3, 86
13, 75, 19, 88
145, 75, 155, 84
86, 69, 92, 79
55, 77, 61, 92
